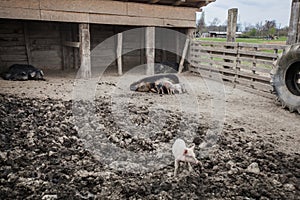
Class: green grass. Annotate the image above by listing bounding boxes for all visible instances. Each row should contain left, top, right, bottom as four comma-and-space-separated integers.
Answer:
197, 37, 287, 44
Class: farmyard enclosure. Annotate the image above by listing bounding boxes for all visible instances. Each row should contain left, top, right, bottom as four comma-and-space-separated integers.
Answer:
0, 0, 300, 199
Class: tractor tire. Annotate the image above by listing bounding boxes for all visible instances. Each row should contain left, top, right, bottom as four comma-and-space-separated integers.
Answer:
271, 43, 300, 113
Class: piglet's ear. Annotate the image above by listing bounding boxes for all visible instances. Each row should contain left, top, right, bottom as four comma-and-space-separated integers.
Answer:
183, 149, 188, 155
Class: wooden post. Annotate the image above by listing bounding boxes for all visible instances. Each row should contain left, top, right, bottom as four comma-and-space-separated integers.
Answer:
227, 8, 238, 42
287, 0, 300, 45
116, 32, 123, 76
145, 26, 155, 75
178, 38, 189, 73
72, 24, 79, 69
23, 21, 31, 65
79, 23, 91, 78
178, 28, 193, 73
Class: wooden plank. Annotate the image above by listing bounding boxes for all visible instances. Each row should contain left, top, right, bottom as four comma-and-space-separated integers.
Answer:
178, 38, 190, 73
90, 13, 164, 26
0, 0, 40, 9
190, 61, 239, 76
189, 66, 235, 82
0, 46, 26, 53
191, 46, 238, 54
0, 7, 40, 20
192, 40, 238, 47
238, 56, 274, 65
23, 21, 31, 65
145, 27, 155, 75
236, 70, 270, 82
63, 41, 80, 48
190, 57, 236, 68
41, 10, 89, 23
238, 64, 271, 74
40, 0, 127, 16
190, 53, 237, 61
235, 77, 272, 92
116, 33, 123, 76
238, 42, 287, 50
235, 84, 275, 99
127, 2, 196, 21
227, 8, 238, 42
238, 50, 278, 59
163, 19, 196, 28
79, 23, 91, 78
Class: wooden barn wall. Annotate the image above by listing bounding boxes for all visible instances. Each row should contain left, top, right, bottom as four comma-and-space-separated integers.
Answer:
0, 19, 188, 74
27, 21, 62, 70
0, 20, 27, 72
0, 19, 63, 72
90, 24, 116, 72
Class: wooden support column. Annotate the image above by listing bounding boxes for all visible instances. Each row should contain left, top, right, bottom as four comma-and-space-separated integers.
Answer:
79, 23, 91, 78
72, 24, 79, 69
116, 33, 123, 76
178, 28, 193, 73
178, 37, 189, 73
287, 0, 300, 45
23, 21, 31, 65
145, 27, 155, 75
227, 8, 238, 42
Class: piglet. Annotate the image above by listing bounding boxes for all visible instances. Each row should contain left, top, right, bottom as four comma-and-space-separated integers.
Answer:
172, 138, 199, 176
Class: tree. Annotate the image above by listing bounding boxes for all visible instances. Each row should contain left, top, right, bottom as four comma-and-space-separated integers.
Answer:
196, 12, 206, 33
207, 17, 221, 32
263, 20, 277, 36
210, 17, 221, 27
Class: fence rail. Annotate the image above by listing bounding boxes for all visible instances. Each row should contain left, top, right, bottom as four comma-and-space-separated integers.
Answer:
189, 40, 288, 97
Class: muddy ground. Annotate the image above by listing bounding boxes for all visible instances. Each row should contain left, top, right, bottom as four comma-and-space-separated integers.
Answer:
0, 71, 299, 199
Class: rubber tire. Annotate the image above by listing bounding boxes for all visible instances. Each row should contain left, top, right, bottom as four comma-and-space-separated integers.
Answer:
271, 43, 300, 114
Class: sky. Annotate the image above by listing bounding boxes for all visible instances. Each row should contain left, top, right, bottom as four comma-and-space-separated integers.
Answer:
197, 0, 292, 29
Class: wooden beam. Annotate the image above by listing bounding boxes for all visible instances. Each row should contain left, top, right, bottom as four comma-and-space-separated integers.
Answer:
63, 41, 80, 48
0, 0, 198, 28
79, 23, 91, 78
116, 33, 123, 76
227, 8, 238, 42
287, 0, 300, 45
178, 38, 190, 73
23, 21, 31, 65
145, 27, 155, 75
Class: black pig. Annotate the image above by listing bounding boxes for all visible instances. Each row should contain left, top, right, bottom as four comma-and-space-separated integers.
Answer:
2, 64, 44, 81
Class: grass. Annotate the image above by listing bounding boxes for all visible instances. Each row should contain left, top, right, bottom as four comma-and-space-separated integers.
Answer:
197, 37, 287, 44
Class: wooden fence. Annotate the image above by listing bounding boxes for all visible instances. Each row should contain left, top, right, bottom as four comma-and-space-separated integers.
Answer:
188, 40, 288, 98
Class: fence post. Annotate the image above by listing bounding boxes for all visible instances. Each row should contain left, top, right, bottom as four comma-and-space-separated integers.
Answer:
287, 0, 300, 45
227, 8, 238, 42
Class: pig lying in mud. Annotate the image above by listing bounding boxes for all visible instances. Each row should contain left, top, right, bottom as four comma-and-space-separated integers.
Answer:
130, 74, 186, 94
2, 64, 44, 81
172, 138, 200, 176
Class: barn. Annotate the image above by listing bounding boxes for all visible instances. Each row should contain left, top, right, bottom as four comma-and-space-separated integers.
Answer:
0, 0, 215, 77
